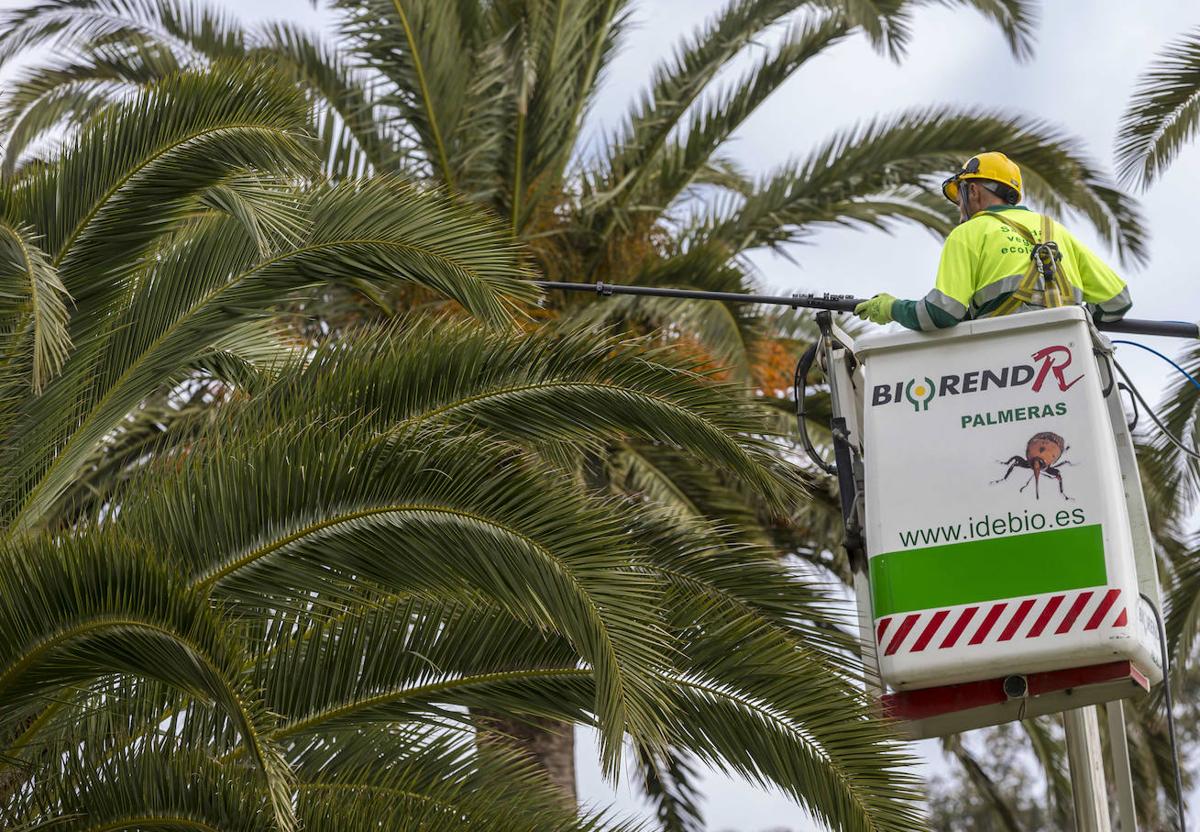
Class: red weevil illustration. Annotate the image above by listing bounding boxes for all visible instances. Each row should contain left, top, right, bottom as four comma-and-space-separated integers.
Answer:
992, 432, 1073, 500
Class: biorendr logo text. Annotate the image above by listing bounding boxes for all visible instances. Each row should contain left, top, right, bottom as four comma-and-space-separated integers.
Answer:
871, 345, 1083, 410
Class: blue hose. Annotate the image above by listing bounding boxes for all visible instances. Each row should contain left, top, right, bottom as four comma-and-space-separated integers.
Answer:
1111, 339, 1200, 394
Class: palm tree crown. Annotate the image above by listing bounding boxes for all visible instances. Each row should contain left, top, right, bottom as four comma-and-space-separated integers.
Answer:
0, 45, 931, 832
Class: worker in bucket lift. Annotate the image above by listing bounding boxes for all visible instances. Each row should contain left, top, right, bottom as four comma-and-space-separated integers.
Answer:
853, 152, 1132, 330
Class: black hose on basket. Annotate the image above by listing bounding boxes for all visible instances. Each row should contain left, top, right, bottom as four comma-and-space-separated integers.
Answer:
793, 339, 836, 474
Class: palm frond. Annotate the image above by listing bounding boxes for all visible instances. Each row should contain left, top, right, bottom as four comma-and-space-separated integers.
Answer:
0, 54, 154, 174
560, 245, 769, 383
1139, 343, 1200, 521
1165, 544, 1200, 675
257, 21, 408, 180
588, 0, 1039, 239
240, 577, 919, 832
1128, 676, 1198, 827
502, 0, 633, 232
0, 0, 247, 69
622, 513, 925, 830
293, 728, 640, 832
0, 219, 70, 394
1138, 348, 1200, 678
245, 600, 583, 738
7, 60, 314, 302
685, 153, 755, 198
1116, 27, 1200, 188
659, 673, 926, 832
634, 745, 705, 832
562, 292, 760, 384
199, 171, 308, 256
51, 375, 235, 523
640, 513, 856, 652
699, 107, 1148, 266
589, 0, 824, 234
1020, 715, 1071, 828
648, 14, 849, 215
244, 317, 805, 510
336, 0, 473, 187
606, 442, 765, 537
0, 4, 413, 183
118, 423, 674, 775
0, 533, 294, 830
5, 743, 274, 832
939, 734, 1022, 832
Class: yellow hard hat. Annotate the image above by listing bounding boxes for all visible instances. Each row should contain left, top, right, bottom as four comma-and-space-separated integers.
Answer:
941, 151, 1022, 204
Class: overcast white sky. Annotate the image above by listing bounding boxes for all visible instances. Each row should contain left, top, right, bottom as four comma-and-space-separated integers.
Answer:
3, 0, 1197, 829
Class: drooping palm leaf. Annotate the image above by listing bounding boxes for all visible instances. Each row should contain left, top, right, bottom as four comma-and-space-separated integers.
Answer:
1116, 27, 1200, 189
0, 533, 296, 831
5, 744, 275, 832
0, 219, 70, 394
0, 52, 156, 174
585, 0, 852, 244
0, 0, 247, 68
0, 0, 405, 181
643, 14, 850, 217
699, 107, 1148, 265
212, 317, 806, 511
257, 21, 408, 179
292, 729, 642, 832
335, 0, 474, 187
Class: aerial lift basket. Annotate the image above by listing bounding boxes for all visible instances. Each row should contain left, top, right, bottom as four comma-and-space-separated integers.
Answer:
825, 307, 1163, 739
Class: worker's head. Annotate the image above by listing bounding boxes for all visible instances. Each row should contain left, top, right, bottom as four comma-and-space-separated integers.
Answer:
941, 152, 1022, 221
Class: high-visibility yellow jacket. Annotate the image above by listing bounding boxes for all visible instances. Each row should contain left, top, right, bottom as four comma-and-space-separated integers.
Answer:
892, 205, 1131, 331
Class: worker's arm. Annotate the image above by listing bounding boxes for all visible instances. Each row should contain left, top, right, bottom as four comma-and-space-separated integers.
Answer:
1065, 230, 1131, 323
889, 226, 975, 331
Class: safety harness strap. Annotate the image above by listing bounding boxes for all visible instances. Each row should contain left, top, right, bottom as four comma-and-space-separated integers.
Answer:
979, 213, 1074, 317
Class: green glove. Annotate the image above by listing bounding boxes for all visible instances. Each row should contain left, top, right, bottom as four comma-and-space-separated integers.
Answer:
855, 293, 897, 324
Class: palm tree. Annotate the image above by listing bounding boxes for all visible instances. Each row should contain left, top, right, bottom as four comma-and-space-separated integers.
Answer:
0, 0, 1149, 540
1, 317, 929, 831
0, 0, 1147, 517
0, 61, 534, 529
0, 51, 933, 831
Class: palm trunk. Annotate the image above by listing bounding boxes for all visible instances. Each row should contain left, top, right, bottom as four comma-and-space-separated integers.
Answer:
474, 711, 577, 808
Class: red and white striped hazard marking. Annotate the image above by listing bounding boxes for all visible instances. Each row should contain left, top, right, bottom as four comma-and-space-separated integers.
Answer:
875, 588, 1127, 657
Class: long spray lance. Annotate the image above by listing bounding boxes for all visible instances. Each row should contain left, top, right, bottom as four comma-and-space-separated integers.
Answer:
534, 280, 1200, 340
